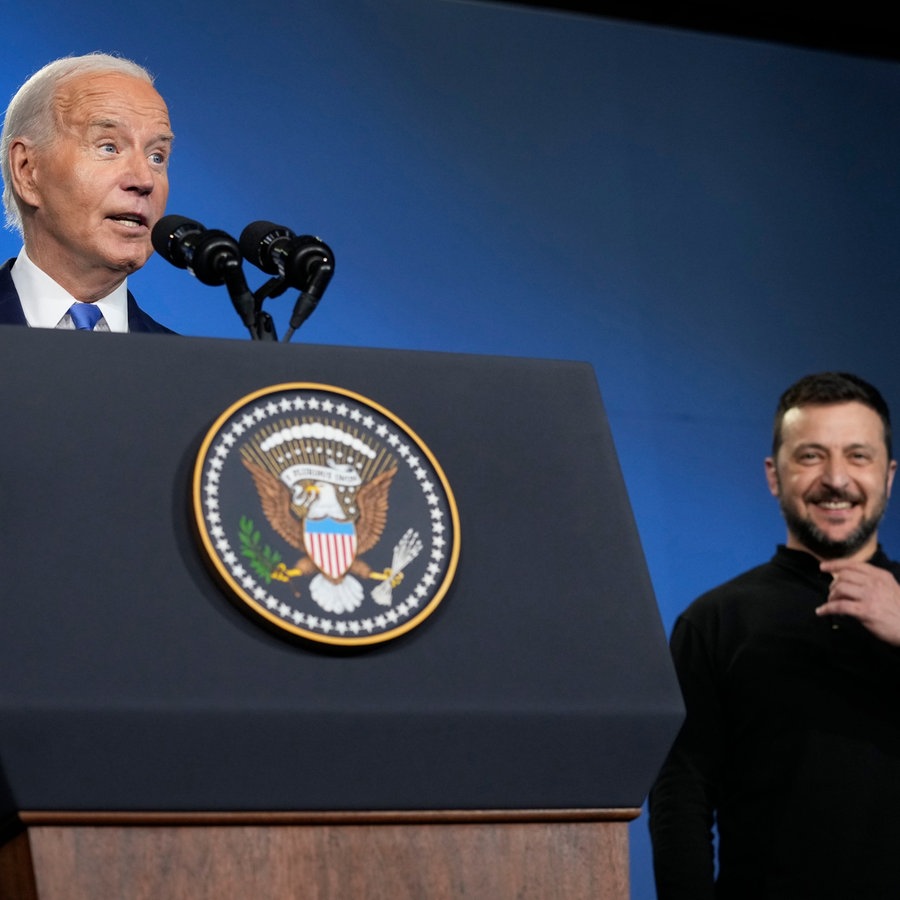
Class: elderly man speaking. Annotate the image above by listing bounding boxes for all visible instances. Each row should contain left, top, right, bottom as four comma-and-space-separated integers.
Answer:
0, 52, 175, 333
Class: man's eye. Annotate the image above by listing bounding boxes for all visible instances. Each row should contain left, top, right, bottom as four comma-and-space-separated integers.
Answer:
100, 143, 117, 154
149, 151, 167, 165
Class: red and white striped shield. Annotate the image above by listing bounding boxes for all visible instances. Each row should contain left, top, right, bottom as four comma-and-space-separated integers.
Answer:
304, 517, 358, 580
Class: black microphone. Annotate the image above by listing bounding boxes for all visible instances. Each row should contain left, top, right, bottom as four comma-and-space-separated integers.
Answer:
239, 220, 295, 277
284, 241, 334, 340
239, 221, 335, 341
239, 221, 334, 294
152, 214, 272, 339
152, 215, 243, 287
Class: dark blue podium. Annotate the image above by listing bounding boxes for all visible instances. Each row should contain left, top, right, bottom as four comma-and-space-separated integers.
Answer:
0, 327, 682, 899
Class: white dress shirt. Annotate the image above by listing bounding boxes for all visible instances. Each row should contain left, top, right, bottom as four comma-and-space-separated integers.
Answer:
9, 248, 130, 332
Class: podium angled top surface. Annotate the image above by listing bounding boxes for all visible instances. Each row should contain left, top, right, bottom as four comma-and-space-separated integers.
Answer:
0, 327, 681, 816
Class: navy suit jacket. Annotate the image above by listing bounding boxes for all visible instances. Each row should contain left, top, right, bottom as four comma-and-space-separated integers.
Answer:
0, 258, 174, 333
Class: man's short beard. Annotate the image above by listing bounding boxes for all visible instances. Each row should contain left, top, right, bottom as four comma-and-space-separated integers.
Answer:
780, 500, 886, 560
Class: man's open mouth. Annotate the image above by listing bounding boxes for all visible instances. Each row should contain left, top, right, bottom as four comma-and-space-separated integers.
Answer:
109, 214, 147, 228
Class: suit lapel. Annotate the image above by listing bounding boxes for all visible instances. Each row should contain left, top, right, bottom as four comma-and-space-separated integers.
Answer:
0, 258, 173, 333
0, 259, 28, 326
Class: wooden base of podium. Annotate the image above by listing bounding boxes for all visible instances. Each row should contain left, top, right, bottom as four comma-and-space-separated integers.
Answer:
1, 809, 638, 900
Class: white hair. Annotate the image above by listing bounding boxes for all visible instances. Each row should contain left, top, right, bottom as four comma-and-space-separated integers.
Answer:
1, 52, 155, 234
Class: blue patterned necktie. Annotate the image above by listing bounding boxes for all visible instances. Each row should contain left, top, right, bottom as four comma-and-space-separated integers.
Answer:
69, 302, 102, 331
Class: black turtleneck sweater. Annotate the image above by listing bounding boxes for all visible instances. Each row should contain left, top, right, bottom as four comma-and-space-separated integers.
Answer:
649, 546, 900, 899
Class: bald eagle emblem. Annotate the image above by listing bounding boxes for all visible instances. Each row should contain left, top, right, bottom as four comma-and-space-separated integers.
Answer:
193, 383, 460, 647
242, 451, 417, 615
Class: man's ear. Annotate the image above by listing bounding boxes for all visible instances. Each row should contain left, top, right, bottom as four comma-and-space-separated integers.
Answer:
764, 457, 780, 498
7, 139, 41, 209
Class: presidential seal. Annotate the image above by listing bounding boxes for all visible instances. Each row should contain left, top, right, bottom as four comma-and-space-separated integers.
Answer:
193, 383, 460, 646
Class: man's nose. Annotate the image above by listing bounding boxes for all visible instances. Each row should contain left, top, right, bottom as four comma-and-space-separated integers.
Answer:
821, 456, 850, 489
123, 151, 155, 194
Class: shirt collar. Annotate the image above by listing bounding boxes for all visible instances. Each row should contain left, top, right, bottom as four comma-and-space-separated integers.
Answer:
9, 248, 130, 333
773, 543, 892, 579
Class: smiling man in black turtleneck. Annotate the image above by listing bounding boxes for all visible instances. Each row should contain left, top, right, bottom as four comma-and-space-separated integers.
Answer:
650, 371, 900, 899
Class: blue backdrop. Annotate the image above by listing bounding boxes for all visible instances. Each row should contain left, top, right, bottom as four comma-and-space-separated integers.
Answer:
4, 2, 900, 896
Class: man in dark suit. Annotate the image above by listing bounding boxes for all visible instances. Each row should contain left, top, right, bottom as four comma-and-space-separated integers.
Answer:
0, 258, 171, 332
0, 53, 174, 333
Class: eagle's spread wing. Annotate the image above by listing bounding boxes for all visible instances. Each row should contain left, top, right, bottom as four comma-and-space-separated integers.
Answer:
242, 459, 306, 551
355, 467, 398, 554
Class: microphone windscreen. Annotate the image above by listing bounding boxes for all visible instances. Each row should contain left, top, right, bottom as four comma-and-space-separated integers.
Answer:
152, 215, 205, 268
239, 220, 294, 275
